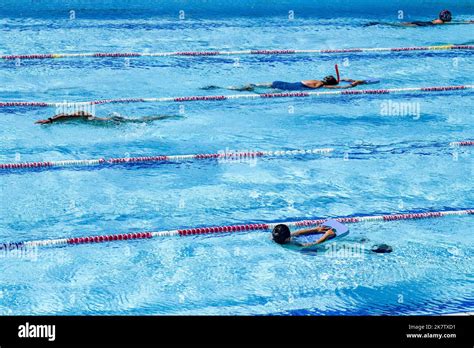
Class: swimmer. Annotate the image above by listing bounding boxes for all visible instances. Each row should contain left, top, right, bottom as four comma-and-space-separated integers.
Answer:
401, 9, 453, 26
35, 111, 181, 125
272, 223, 393, 253
204, 76, 367, 92
271, 223, 338, 248
366, 10, 473, 27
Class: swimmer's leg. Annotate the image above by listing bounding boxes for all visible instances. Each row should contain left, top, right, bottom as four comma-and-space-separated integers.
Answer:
202, 82, 273, 92
227, 83, 272, 91
363, 21, 381, 27
226, 84, 258, 91
366, 21, 412, 27
200, 85, 223, 90
139, 115, 184, 122
119, 115, 184, 123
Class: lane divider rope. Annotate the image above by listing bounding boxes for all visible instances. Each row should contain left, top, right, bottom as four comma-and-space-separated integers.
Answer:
0, 148, 334, 171
1, 45, 473, 60
1, 209, 472, 250
450, 140, 474, 147
1, 85, 473, 108
2, 140, 472, 172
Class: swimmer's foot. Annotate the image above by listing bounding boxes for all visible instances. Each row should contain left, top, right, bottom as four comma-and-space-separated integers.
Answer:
253, 89, 280, 95
200, 85, 222, 90
227, 84, 257, 92
371, 244, 393, 253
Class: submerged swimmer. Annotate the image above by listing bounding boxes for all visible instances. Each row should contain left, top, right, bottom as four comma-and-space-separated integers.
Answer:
204, 75, 367, 92
35, 111, 181, 125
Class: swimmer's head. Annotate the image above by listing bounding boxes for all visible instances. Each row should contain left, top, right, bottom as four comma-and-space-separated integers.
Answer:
322, 75, 338, 85
272, 224, 291, 244
439, 10, 452, 22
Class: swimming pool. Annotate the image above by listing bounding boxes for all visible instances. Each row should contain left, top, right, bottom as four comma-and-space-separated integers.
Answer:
0, 0, 473, 315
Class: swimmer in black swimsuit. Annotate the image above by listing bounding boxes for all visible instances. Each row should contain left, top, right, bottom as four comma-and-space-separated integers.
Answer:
35, 111, 181, 125
402, 9, 453, 26
366, 9, 473, 27
207, 75, 365, 92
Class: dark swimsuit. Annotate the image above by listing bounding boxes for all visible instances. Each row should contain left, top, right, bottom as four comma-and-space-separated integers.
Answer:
411, 21, 435, 26
271, 81, 312, 91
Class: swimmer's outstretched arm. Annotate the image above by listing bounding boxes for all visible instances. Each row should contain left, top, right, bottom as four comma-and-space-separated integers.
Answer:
300, 229, 336, 247
323, 82, 360, 89
291, 226, 327, 236
341, 78, 365, 83
35, 112, 94, 124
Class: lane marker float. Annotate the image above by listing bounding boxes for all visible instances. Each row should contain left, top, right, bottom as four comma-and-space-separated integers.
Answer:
450, 140, 474, 147
1, 209, 472, 250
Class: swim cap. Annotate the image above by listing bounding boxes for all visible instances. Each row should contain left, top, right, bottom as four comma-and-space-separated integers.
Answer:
439, 10, 452, 22
322, 75, 338, 85
272, 224, 291, 244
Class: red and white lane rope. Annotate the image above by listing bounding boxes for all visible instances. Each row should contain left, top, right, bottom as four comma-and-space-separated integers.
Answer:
1, 44, 472, 60
450, 140, 474, 147
2, 209, 472, 250
0, 148, 333, 171
2, 140, 471, 172
1, 85, 472, 108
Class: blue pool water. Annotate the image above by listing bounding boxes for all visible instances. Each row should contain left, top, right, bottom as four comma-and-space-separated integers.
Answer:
0, 1, 473, 315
